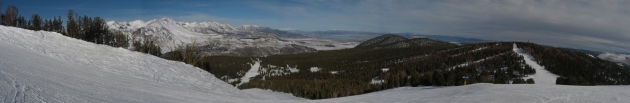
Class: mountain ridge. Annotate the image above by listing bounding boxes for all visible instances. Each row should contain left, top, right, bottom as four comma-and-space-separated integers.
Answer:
108, 17, 354, 57
355, 34, 457, 49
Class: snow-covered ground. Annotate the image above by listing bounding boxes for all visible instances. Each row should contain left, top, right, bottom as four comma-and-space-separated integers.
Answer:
310, 67, 321, 72
0, 26, 252, 102
2, 26, 630, 102
513, 43, 559, 84
317, 83, 630, 103
242, 89, 306, 100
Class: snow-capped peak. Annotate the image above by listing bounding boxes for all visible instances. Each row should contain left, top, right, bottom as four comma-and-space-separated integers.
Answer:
180, 21, 237, 34
240, 25, 259, 28
107, 20, 147, 30
147, 17, 177, 25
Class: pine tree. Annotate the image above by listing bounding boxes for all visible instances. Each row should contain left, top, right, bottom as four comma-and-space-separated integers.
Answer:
53, 16, 64, 34
29, 14, 42, 30
3, 5, 16, 26
66, 10, 78, 38
112, 31, 129, 48
15, 15, 26, 29
0, 1, 2, 25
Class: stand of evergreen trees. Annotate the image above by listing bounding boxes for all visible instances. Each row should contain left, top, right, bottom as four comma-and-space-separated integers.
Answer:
0, 2, 130, 48
175, 41, 629, 99
166, 42, 563, 99
0, 2, 162, 56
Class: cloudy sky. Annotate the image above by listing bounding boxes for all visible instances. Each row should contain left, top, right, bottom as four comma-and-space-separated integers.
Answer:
5, 0, 630, 52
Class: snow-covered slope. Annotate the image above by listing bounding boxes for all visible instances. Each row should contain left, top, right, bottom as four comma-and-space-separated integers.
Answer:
513, 43, 559, 84
0, 26, 253, 102
141, 18, 224, 52
181, 21, 237, 34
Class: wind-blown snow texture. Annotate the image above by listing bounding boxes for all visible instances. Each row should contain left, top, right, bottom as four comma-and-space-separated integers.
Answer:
513, 43, 559, 84
0, 26, 253, 102
1, 26, 630, 102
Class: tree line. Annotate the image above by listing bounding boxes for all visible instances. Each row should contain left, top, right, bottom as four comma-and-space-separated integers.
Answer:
0, 2, 161, 56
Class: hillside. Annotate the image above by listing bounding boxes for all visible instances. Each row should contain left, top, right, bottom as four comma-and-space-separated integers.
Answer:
355, 34, 457, 49
197, 34, 630, 99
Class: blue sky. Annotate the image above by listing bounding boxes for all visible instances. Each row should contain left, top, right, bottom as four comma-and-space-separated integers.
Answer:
3, 0, 630, 52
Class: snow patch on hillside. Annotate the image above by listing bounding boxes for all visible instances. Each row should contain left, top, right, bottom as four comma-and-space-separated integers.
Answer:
371, 77, 384, 84
287, 65, 300, 73
310, 67, 321, 72
598, 53, 630, 66
447, 53, 506, 71
513, 43, 559, 84
242, 89, 306, 100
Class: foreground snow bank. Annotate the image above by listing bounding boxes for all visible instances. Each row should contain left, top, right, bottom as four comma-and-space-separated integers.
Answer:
242, 89, 306, 100
320, 83, 630, 103
0, 26, 252, 102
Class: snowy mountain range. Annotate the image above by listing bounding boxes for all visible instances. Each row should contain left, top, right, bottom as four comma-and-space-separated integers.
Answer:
107, 18, 356, 56
2, 26, 630, 102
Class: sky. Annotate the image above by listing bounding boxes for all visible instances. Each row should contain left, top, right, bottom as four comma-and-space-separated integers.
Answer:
3, 0, 630, 52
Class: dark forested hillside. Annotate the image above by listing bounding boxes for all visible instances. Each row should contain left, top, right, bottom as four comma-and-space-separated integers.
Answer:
162, 34, 630, 99
515, 42, 630, 85
355, 34, 456, 49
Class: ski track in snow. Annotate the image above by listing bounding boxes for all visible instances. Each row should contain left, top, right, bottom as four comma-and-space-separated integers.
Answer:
238, 59, 261, 86
1, 26, 630, 102
513, 43, 559, 85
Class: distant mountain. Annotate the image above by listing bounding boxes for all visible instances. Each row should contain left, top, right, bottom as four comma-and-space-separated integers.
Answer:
355, 34, 457, 49
398, 33, 490, 45
567, 48, 630, 67
287, 30, 385, 40
107, 18, 350, 57
288, 30, 489, 45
